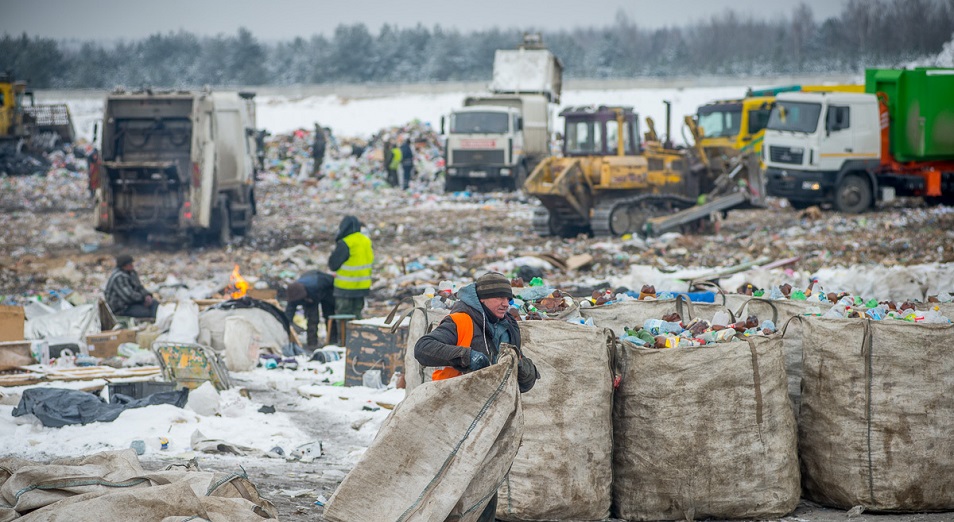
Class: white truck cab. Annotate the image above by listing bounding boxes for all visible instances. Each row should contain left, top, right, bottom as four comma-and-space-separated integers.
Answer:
764, 92, 882, 212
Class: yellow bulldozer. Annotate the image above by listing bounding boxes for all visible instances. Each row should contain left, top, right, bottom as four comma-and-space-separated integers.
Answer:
526, 105, 765, 237
0, 72, 75, 151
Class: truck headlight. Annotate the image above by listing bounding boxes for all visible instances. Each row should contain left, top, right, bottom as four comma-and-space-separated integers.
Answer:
447, 168, 457, 174
500, 168, 511, 175
801, 181, 821, 191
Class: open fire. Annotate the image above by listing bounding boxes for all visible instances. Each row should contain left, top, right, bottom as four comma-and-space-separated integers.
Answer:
229, 265, 249, 299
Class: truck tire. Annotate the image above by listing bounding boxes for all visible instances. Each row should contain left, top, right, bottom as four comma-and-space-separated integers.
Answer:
834, 174, 872, 213
787, 199, 814, 210
218, 201, 232, 245
509, 164, 528, 192
445, 176, 466, 193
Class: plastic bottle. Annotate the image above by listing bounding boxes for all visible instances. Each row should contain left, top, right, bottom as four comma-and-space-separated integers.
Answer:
791, 290, 807, 301
528, 277, 544, 287
938, 291, 953, 303
761, 319, 776, 332
804, 278, 817, 298
711, 311, 731, 327
699, 329, 737, 343
865, 305, 887, 321
769, 286, 785, 300
643, 319, 684, 336
823, 304, 847, 319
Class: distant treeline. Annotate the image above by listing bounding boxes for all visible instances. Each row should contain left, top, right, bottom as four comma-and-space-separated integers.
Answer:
3, 0, 954, 89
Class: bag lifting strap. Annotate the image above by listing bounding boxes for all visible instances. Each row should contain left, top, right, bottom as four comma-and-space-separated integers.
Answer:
431, 313, 474, 381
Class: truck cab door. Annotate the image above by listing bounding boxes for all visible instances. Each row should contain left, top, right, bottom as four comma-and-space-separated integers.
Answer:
824, 105, 853, 163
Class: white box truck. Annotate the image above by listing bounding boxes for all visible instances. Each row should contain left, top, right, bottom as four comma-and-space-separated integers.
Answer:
443, 34, 562, 192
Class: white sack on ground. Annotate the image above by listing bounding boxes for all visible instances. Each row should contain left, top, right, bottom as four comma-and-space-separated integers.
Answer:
324, 347, 523, 522
165, 300, 200, 344
613, 336, 800, 521
223, 315, 261, 372
497, 321, 615, 521
198, 308, 289, 354
24, 304, 99, 341
797, 317, 954, 511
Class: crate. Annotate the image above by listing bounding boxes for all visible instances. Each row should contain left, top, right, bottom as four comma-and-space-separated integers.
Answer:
344, 319, 408, 387
107, 380, 177, 401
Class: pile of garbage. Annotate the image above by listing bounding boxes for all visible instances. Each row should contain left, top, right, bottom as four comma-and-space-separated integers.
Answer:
0, 141, 94, 211
258, 120, 447, 194
620, 311, 777, 349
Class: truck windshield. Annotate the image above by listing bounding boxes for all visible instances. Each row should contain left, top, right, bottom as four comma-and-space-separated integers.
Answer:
450, 112, 509, 134
697, 104, 742, 138
768, 101, 821, 133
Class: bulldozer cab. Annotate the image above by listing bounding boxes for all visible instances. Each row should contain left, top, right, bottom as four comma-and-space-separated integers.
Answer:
562, 106, 638, 157
0, 74, 27, 139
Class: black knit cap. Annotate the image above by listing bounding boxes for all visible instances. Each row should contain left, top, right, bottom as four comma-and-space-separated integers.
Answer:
475, 272, 513, 300
115, 254, 133, 268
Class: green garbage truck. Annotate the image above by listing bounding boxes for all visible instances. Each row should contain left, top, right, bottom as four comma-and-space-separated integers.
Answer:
763, 67, 954, 212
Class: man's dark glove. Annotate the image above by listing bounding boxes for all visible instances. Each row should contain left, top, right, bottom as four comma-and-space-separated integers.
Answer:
469, 349, 491, 371
517, 356, 541, 393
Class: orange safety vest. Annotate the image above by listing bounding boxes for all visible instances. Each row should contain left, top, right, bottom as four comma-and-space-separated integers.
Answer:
432, 312, 474, 381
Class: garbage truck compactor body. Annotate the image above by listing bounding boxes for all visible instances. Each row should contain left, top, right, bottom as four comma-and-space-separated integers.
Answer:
764, 67, 954, 211
94, 90, 259, 243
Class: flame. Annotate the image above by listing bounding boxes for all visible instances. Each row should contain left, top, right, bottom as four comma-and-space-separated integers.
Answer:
230, 265, 249, 299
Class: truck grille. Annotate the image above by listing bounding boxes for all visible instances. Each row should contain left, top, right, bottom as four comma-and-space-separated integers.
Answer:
452, 149, 505, 165
769, 146, 804, 164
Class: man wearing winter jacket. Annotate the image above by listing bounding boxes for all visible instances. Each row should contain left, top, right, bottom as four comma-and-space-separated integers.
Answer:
284, 270, 336, 348
104, 254, 158, 318
414, 271, 540, 522
328, 215, 373, 319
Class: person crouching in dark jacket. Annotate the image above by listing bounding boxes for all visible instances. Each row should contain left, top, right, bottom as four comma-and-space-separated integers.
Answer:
285, 270, 336, 348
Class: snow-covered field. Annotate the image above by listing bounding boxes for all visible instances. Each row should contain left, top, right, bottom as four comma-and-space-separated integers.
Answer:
43, 75, 864, 144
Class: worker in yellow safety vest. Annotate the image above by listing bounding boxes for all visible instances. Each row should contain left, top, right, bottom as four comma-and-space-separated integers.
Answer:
329, 215, 373, 319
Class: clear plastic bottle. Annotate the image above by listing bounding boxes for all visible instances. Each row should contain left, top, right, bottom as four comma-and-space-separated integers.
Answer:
823, 304, 847, 319
643, 319, 684, 336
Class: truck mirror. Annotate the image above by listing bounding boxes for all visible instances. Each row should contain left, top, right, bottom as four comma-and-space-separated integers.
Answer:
440, 116, 445, 134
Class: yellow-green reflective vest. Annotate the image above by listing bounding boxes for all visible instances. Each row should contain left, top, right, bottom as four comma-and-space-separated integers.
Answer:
334, 232, 373, 291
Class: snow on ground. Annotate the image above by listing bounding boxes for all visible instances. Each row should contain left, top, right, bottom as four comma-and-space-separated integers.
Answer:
42, 77, 861, 145
0, 355, 406, 463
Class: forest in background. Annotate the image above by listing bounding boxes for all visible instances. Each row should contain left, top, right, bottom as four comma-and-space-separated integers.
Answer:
3, 0, 954, 89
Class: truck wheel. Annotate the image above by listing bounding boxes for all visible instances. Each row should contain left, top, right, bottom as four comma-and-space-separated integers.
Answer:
510, 164, 528, 192
445, 177, 466, 193
834, 175, 872, 213
218, 203, 232, 244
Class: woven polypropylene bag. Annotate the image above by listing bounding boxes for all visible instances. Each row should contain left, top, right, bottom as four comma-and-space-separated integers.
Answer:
613, 336, 800, 521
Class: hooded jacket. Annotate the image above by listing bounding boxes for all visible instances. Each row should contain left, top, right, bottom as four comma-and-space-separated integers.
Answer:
415, 283, 538, 393
329, 216, 373, 298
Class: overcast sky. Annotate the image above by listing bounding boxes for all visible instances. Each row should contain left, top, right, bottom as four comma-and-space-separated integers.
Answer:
6, 0, 851, 41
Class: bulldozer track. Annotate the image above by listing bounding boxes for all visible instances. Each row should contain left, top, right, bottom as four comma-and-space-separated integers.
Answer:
532, 207, 553, 236
591, 194, 697, 237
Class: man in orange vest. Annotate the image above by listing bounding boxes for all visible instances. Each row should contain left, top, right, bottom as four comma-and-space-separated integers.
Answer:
413, 271, 539, 521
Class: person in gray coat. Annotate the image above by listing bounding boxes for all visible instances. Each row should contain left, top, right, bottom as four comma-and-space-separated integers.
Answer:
104, 254, 158, 318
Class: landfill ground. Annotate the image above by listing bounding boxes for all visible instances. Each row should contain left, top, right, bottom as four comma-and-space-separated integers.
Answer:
4, 170, 954, 521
